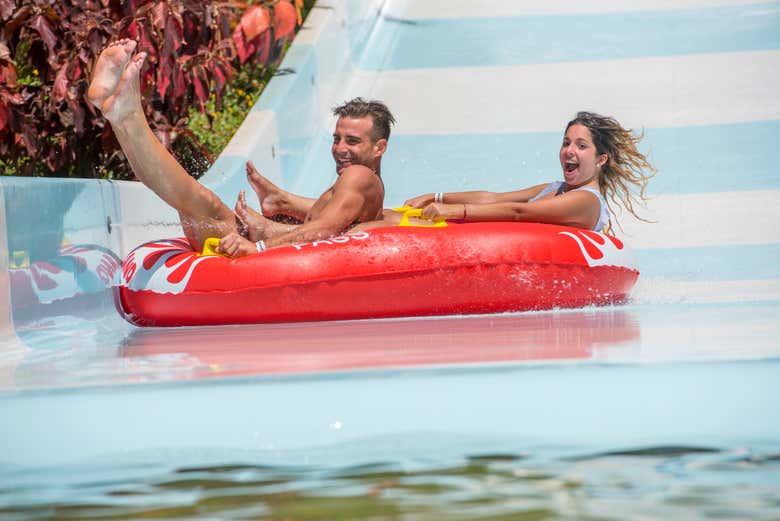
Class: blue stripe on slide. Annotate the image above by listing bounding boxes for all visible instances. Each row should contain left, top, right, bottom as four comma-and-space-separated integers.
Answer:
358, 3, 780, 70
376, 121, 778, 199
636, 243, 780, 281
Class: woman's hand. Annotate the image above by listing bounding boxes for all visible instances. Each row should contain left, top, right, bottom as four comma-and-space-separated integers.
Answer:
404, 193, 435, 208
421, 203, 463, 221
215, 232, 258, 258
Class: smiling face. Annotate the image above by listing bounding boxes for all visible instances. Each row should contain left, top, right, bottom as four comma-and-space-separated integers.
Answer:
559, 123, 608, 187
331, 116, 386, 174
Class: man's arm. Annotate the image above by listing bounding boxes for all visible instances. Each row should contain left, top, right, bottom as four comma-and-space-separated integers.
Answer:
264, 167, 378, 248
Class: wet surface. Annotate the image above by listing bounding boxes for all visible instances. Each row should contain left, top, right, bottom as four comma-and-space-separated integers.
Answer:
2, 443, 779, 520
3, 299, 778, 392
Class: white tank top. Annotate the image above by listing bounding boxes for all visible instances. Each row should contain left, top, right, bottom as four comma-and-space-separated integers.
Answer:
527, 181, 610, 232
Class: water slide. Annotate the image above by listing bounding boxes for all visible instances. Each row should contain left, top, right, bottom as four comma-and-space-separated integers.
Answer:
1, 0, 779, 469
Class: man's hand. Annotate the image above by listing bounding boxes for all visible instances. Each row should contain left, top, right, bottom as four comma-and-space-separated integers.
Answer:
215, 232, 258, 258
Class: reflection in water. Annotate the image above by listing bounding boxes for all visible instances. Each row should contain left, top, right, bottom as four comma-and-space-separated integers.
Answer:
7, 306, 640, 391
3, 181, 84, 264
2, 243, 123, 391
122, 309, 641, 380
1, 179, 122, 334
1, 444, 778, 520
2, 180, 117, 342
9, 243, 121, 325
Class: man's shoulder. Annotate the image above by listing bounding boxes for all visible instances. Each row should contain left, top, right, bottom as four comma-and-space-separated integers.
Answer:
337, 165, 381, 186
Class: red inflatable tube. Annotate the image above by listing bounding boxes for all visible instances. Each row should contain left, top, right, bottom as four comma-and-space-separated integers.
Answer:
118, 222, 640, 326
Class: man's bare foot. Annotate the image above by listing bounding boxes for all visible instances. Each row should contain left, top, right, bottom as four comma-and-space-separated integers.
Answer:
99, 51, 147, 123
86, 39, 136, 111
246, 161, 293, 217
234, 190, 296, 241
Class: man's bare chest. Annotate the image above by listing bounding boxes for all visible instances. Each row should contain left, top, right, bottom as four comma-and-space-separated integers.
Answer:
306, 187, 336, 221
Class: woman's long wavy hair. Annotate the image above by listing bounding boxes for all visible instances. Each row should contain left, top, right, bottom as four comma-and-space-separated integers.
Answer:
566, 111, 656, 233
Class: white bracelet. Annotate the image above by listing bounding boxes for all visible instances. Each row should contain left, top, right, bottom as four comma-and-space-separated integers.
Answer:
255, 240, 266, 252
434, 192, 443, 203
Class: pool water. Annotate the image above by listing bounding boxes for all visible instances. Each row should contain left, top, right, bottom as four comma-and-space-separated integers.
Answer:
3, 445, 779, 520
1, 0, 779, 519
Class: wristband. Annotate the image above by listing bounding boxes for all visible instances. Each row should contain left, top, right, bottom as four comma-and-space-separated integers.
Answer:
434, 192, 443, 203
255, 240, 266, 252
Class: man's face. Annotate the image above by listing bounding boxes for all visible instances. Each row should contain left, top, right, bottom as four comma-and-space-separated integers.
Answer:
331, 116, 382, 173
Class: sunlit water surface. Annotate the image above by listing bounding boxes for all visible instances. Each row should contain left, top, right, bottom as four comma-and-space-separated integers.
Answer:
2, 444, 779, 520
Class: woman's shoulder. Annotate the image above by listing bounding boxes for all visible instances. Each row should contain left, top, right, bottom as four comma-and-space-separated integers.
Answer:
573, 185, 606, 200
527, 181, 563, 202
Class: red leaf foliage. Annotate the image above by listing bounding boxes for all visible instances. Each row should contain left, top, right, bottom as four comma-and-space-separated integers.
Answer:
239, 6, 270, 42
1, 0, 307, 179
273, 1, 297, 42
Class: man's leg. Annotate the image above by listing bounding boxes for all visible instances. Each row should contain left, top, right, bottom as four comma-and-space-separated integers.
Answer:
234, 190, 299, 241
351, 208, 404, 231
246, 162, 316, 221
88, 41, 236, 250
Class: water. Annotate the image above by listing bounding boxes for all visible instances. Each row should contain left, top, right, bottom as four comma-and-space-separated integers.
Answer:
2, 304, 779, 519
1, 0, 780, 519
2, 445, 780, 520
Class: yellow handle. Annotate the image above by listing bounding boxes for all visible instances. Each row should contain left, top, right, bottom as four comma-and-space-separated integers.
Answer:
392, 206, 447, 228
10, 250, 30, 269
200, 237, 229, 257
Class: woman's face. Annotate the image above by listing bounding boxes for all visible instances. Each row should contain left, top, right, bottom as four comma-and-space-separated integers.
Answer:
559, 123, 606, 186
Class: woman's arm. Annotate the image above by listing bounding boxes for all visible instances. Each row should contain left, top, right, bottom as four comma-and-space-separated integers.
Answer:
421, 190, 602, 230
405, 184, 549, 208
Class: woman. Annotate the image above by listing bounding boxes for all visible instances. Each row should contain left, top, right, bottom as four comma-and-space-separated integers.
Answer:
394, 111, 655, 233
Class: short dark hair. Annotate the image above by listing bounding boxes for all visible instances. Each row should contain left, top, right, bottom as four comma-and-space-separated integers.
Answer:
332, 97, 395, 142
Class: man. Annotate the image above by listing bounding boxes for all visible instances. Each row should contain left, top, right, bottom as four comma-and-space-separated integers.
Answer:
87, 39, 394, 257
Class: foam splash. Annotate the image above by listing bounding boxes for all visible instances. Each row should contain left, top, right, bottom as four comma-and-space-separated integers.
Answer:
631, 276, 780, 306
